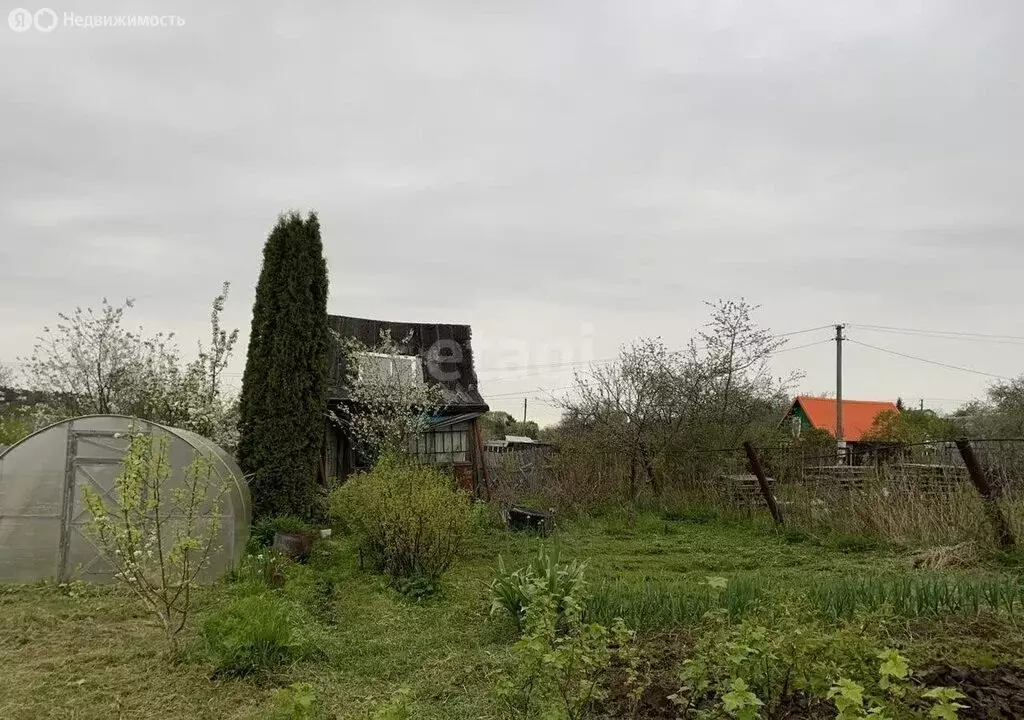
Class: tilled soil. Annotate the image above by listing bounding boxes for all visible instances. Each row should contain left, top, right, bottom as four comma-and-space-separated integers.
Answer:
920, 665, 1024, 720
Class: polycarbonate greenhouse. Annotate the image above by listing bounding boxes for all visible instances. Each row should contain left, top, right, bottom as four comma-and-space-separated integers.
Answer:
0, 415, 250, 583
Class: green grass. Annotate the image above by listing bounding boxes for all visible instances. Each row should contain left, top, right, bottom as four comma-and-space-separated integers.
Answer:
1, 514, 1022, 718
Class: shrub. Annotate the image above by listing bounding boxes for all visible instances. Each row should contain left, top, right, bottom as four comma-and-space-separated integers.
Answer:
669, 607, 882, 717
331, 454, 471, 583
203, 594, 298, 675
494, 553, 642, 719
490, 545, 587, 631
82, 432, 229, 653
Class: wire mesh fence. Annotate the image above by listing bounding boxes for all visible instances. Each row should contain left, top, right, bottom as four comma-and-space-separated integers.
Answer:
484, 438, 1024, 548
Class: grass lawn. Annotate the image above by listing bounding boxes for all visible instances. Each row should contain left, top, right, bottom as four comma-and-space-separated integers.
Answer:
2, 514, 1023, 719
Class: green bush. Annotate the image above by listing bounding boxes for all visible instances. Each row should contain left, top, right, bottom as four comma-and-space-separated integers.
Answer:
493, 550, 643, 719
490, 545, 586, 631
331, 454, 471, 583
203, 594, 298, 675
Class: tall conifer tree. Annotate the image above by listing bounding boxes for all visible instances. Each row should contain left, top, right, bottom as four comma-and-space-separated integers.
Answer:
238, 211, 330, 519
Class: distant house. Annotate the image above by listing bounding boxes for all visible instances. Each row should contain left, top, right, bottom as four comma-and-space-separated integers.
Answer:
782, 396, 899, 459
325, 315, 489, 490
483, 435, 556, 454
484, 435, 540, 450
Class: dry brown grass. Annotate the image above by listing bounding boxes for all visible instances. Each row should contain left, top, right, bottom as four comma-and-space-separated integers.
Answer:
909, 542, 983, 570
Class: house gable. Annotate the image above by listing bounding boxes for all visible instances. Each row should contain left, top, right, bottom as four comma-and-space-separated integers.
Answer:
784, 396, 899, 443
327, 314, 488, 413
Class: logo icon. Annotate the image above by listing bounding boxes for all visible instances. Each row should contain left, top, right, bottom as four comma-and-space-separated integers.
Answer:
8, 7, 33, 31
33, 7, 56, 31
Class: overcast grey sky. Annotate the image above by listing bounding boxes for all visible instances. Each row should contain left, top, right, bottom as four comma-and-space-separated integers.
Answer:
2, 0, 1023, 424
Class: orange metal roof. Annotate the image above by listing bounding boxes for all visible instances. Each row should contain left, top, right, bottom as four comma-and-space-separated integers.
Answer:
793, 396, 899, 442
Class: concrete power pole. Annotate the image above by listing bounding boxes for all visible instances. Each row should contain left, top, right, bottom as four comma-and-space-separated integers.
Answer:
835, 324, 845, 462
523, 397, 528, 424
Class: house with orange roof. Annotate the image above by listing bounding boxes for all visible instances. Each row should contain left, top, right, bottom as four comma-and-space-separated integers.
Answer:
782, 396, 899, 459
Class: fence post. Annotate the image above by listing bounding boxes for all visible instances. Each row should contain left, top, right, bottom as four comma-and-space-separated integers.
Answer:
474, 422, 491, 502
955, 440, 1015, 548
743, 441, 784, 526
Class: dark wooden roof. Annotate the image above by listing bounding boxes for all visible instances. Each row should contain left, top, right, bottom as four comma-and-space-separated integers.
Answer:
327, 315, 488, 413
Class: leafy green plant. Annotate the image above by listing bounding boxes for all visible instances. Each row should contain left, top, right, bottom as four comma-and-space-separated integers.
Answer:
392, 575, 439, 601
720, 678, 764, 720
81, 432, 228, 652
922, 687, 968, 720
827, 679, 885, 719
57, 580, 94, 599
669, 606, 884, 717
490, 544, 587, 630
828, 650, 970, 720
267, 682, 318, 720
877, 649, 910, 695
202, 594, 299, 675
331, 454, 471, 583
496, 566, 637, 720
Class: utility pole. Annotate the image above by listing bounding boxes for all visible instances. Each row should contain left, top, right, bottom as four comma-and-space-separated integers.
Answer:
523, 397, 528, 424
835, 324, 845, 462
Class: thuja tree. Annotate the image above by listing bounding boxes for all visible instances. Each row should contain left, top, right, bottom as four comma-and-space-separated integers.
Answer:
238, 211, 330, 520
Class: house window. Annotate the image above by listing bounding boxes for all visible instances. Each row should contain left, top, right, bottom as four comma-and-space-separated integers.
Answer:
410, 422, 471, 465
791, 416, 802, 438
356, 352, 423, 386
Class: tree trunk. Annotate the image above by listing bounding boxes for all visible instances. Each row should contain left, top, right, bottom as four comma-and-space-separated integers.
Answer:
628, 450, 638, 530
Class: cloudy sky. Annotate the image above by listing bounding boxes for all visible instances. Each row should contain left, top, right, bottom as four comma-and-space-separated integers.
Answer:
2, 0, 1023, 424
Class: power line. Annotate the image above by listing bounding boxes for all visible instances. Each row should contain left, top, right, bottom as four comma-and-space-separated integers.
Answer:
482, 333, 834, 399
477, 325, 833, 382
774, 325, 834, 338
849, 323, 1024, 344
846, 339, 1009, 380
770, 338, 832, 354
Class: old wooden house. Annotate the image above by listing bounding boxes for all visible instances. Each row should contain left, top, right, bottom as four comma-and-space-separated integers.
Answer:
325, 315, 490, 490
782, 395, 899, 463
